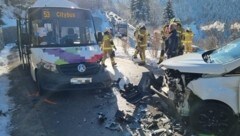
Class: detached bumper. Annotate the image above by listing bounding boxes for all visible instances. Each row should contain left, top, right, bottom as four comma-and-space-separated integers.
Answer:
37, 67, 112, 92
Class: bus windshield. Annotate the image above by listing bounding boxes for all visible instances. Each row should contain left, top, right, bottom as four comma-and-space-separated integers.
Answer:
28, 8, 97, 46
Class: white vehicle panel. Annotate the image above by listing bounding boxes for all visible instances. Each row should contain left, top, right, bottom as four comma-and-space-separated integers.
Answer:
161, 53, 226, 74
224, 59, 240, 73
188, 76, 240, 113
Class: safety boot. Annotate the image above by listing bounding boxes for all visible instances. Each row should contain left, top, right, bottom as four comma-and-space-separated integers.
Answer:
157, 57, 164, 64
132, 55, 137, 59
102, 63, 107, 67
138, 61, 146, 66
112, 62, 117, 67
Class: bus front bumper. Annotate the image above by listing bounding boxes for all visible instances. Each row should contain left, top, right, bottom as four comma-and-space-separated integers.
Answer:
37, 68, 112, 92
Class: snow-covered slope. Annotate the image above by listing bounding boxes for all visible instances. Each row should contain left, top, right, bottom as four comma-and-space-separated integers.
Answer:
92, 10, 112, 32
173, 0, 240, 25
110, 0, 240, 40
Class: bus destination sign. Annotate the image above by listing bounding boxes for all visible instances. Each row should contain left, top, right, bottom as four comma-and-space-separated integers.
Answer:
42, 10, 76, 19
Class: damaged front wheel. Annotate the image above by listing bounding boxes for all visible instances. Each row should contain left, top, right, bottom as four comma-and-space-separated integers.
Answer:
190, 101, 237, 136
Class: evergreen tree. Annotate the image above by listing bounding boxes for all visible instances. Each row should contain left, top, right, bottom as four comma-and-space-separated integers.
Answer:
130, 0, 150, 24
7, 0, 36, 10
0, 6, 4, 25
163, 0, 175, 24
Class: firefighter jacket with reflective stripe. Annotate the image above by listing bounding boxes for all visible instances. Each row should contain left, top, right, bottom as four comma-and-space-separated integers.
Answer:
161, 25, 170, 40
134, 28, 140, 40
102, 34, 114, 50
137, 30, 148, 47
153, 30, 161, 42
183, 31, 194, 45
176, 27, 185, 45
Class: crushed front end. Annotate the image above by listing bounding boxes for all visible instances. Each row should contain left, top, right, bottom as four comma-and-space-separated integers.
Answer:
163, 69, 202, 116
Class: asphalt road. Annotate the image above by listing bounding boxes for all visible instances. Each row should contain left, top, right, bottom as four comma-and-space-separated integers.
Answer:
6, 46, 240, 136
7, 49, 149, 136
8, 65, 121, 136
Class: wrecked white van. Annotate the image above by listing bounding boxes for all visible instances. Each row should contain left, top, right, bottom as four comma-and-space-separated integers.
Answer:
160, 38, 240, 135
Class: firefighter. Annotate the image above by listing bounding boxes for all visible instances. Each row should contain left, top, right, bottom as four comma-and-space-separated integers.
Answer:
183, 27, 194, 53
171, 18, 185, 55
165, 23, 178, 58
152, 29, 161, 58
137, 25, 148, 65
101, 29, 117, 67
176, 22, 185, 55
132, 25, 142, 59
157, 24, 170, 64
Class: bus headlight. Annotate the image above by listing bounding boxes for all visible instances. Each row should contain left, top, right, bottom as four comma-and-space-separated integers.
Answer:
39, 60, 58, 73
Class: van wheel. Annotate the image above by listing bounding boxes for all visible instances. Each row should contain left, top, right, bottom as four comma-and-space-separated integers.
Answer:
190, 101, 236, 136
35, 71, 45, 95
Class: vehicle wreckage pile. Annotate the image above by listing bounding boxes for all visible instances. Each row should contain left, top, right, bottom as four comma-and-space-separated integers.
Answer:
96, 73, 195, 136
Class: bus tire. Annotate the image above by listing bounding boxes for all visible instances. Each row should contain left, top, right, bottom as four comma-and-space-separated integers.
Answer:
35, 70, 46, 95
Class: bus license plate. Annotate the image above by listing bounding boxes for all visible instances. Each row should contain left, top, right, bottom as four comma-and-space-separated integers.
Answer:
70, 78, 92, 84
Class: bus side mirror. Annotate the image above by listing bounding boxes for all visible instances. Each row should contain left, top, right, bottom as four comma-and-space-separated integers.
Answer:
96, 32, 103, 43
21, 33, 30, 45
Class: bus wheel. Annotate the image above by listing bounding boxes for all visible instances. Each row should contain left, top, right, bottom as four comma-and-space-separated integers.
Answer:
35, 71, 45, 95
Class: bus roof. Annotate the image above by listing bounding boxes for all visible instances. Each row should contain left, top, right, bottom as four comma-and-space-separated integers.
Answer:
31, 0, 79, 8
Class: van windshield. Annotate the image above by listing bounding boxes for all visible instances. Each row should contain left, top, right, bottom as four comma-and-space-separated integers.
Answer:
29, 8, 97, 46
210, 39, 240, 63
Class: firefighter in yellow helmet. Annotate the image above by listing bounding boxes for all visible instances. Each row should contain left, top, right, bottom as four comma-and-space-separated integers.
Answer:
183, 27, 194, 53
101, 29, 117, 67
137, 25, 148, 65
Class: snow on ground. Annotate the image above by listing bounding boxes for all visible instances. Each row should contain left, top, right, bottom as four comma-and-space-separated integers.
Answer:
0, 44, 15, 136
105, 36, 160, 89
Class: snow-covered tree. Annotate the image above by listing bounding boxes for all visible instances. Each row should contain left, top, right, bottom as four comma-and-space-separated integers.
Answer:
0, 6, 4, 25
130, 0, 150, 24
4, 0, 35, 18
149, 0, 163, 27
71, 0, 103, 9
162, 0, 175, 24
7, 0, 35, 10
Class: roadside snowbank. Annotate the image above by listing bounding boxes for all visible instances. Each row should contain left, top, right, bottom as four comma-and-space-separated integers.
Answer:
0, 44, 15, 136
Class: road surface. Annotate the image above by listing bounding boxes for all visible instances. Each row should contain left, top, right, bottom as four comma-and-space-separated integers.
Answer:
8, 47, 150, 136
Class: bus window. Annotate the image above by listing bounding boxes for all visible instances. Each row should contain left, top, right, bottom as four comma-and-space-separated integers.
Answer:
60, 27, 79, 44
29, 8, 97, 46
32, 20, 54, 45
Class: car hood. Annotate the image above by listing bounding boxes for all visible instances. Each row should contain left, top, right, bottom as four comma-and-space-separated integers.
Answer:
160, 53, 226, 74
